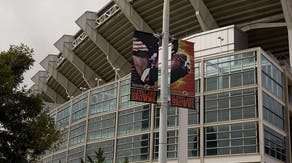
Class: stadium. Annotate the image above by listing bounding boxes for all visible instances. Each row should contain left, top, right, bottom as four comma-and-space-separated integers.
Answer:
31, 0, 292, 162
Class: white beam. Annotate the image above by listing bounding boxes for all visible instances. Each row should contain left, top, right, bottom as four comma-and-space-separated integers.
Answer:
54, 35, 102, 88
238, 14, 284, 28
189, 0, 218, 31
241, 22, 287, 31
40, 55, 81, 97
31, 71, 66, 104
281, 0, 292, 66
113, 0, 154, 33
76, 11, 131, 77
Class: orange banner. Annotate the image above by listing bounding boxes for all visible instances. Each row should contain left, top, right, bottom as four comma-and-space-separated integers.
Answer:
170, 40, 195, 108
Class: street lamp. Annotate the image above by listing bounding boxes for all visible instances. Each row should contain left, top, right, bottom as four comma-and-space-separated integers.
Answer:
79, 87, 86, 93
95, 78, 102, 87
113, 67, 120, 81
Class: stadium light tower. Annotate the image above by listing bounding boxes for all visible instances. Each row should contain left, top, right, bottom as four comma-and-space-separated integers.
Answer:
159, 0, 169, 163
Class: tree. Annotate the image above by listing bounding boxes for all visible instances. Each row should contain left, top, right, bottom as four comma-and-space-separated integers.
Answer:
95, 148, 105, 163
0, 44, 60, 162
123, 157, 129, 163
80, 148, 105, 163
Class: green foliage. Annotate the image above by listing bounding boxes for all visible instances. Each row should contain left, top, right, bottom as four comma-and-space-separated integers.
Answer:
87, 154, 94, 163
0, 44, 60, 162
95, 148, 105, 163
80, 148, 105, 163
80, 158, 85, 163
123, 157, 129, 163
80, 155, 94, 163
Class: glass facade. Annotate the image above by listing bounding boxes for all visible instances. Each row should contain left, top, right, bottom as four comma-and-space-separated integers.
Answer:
67, 146, 84, 163
86, 140, 114, 163
56, 104, 70, 128
69, 121, 86, 146
204, 51, 256, 91
263, 92, 284, 129
118, 105, 150, 135
264, 125, 286, 162
41, 49, 289, 163
205, 88, 257, 123
88, 113, 115, 141
90, 84, 117, 115
117, 134, 150, 163
153, 130, 178, 159
52, 152, 66, 163
71, 95, 87, 122
205, 122, 258, 156
261, 55, 283, 99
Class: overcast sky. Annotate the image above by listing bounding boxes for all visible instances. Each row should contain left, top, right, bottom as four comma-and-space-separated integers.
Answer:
0, 0, 110, 88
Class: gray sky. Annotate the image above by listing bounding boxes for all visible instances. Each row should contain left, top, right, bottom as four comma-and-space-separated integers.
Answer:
0, 0, 110, 88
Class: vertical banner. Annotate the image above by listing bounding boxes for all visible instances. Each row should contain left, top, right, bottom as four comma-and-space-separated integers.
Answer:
170, 40, 195, 108
130, 31, 159, 103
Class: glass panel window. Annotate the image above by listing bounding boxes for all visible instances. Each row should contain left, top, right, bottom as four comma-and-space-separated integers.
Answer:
69, 121, 86, 146
117, 134, 150, 163
90, 84, 117, 115
204, 51, 256, 91
86, 140, 114, 163
120, 79, 142, 108
261, 55, 283, 99
71, 95, 87, 122
88, 113, 115, 141
195, 62, 200, 93
264, 126, 286, 162
205, 122, 258, 156
155, 107, 179, 128
263, 92, 284, 129
188, 96, 200, 125
57, 103, 70, 128
67, 146, 84, 163
118, 105, 150, 135
188, 128, 199, 157
153, 130, 178, 159
53, 152, 66, 163
205, 88, 257, 123
58, 129, 68, 150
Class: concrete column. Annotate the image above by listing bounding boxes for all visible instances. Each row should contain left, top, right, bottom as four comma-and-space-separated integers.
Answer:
256, 49, 265, 163
76, 11, 131, 77
189, 0, 218, 31
178, 108, 188, 163
55, 35, 103, 88
40, 55, 81, 97
31, 71, 67, 104
289, 28, 292, 66
113, 0, 154, 33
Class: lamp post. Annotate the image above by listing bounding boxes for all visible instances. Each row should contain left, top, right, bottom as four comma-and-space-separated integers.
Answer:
79, 87, 86, 93
95, 78, 102, 87
158, 0, 169, 163
113, 68, 120, 81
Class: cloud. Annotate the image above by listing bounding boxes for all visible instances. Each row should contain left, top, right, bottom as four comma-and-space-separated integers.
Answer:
0, 0, 110, 88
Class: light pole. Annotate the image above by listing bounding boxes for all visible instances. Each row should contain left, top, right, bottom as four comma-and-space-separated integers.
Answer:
113, 67, 120, 81
95, 78, 102, 87
159, 0, 169, 163
79, 87, 86, 93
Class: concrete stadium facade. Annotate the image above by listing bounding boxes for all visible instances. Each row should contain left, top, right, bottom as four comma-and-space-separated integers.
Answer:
31, 0, 292, 163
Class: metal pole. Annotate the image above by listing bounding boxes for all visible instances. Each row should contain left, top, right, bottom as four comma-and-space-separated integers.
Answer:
159, 0, 169, 163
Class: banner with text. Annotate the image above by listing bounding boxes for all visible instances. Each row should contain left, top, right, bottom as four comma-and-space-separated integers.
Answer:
170, 39, 195, 108
130, 31, 159, 103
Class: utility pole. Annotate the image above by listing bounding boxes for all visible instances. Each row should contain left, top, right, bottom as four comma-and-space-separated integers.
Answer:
158, 0, 169, 163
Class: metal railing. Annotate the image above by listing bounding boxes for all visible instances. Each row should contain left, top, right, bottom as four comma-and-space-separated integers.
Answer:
95, 4, 120, 28
72, 32, 88, 49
